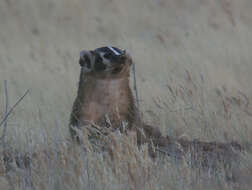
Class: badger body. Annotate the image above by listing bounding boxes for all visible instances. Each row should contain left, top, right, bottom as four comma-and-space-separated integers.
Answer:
69, 47, 138, 142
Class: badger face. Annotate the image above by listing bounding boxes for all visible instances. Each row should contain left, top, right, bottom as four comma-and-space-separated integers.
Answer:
79, 46, 131, 75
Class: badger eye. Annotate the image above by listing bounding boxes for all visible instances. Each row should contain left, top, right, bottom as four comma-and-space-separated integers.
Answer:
104, 52, 113, 59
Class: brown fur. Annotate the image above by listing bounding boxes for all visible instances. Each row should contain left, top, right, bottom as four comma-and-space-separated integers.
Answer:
69, 59, 137, 142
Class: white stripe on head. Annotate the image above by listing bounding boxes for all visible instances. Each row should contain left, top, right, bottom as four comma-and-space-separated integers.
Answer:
107, 46, 121, 56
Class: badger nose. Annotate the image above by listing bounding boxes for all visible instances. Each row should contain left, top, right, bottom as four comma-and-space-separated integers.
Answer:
79, 50, 91, 68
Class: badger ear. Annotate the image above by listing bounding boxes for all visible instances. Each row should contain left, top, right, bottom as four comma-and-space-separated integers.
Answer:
79, 51, 91, 69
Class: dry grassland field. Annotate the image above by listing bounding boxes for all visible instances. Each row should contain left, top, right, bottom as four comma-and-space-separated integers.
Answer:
0, 0, 252, 189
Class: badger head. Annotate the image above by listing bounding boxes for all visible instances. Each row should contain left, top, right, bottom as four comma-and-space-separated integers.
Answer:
79, 46, 132, 75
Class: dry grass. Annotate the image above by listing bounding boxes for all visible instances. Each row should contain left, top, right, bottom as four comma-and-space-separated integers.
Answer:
0, 128, 251, 190
1, 0, 252, 189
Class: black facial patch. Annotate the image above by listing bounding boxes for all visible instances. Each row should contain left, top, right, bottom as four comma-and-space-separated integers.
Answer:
94, 54, 106, 71
103, 52, 113, 59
